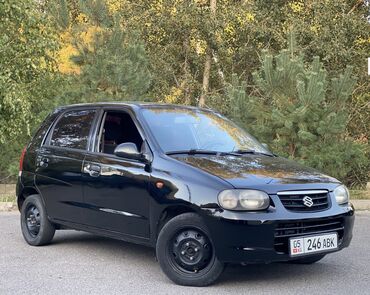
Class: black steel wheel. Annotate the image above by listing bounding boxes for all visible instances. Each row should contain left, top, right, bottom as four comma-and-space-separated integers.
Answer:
156, 213, 224, 286
170, 229, 213, 274
25, 205, 41, 237
21, 194, 55, 246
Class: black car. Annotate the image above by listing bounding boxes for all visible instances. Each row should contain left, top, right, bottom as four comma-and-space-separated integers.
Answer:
17, 103, 354, 286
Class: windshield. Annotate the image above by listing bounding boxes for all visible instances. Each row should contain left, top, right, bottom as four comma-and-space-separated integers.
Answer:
141, 107, 271, 155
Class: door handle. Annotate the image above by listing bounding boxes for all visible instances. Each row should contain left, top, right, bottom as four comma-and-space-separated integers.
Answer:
83, 163, 101, 177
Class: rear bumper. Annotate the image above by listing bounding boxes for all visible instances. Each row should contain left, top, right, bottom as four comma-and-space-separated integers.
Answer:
203, 204, 355, 264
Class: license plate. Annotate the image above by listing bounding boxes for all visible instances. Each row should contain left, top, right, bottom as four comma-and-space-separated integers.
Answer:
289, 233, 338, 256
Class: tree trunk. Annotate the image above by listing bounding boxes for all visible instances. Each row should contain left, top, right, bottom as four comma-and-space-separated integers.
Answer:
183, 38, 192, 105
212, 50, 225, 86
199, 0, 216, 107
199, 53, 211, 107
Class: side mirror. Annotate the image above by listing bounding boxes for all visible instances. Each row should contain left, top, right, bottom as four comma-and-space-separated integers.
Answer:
261, 143, 269, 149
114, 142, 142, 160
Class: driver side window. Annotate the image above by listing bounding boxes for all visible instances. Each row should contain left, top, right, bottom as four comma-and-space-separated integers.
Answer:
97, 111, 143, 154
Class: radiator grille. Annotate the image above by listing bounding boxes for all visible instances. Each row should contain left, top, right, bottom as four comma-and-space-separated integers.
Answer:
274, 217, 344, 254
278, 191, 330, 212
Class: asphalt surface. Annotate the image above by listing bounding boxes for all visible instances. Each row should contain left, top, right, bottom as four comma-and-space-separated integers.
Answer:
1, 211, 369, 295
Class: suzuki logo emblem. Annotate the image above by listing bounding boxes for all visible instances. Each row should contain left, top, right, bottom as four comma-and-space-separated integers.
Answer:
303, 196, 314, 207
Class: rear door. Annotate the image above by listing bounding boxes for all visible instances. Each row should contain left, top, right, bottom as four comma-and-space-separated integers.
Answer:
35, 109, 98, 224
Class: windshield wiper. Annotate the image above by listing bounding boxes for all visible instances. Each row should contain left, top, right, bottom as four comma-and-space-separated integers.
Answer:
166, 149, 220, 156
166, 149, 250, 157
166, 149, 274, 157
232, 149, 274, 157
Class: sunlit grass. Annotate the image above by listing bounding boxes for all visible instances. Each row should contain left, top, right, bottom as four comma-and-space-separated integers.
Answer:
0, 195, 16, 203
350, 190, 370, 200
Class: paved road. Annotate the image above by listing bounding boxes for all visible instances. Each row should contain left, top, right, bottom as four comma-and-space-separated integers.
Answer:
1, 211, 369, 295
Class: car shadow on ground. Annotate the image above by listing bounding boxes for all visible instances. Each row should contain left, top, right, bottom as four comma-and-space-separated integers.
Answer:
49, 230, 341, 286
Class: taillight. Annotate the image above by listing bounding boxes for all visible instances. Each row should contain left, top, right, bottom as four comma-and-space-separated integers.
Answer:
19, 147, 27, 172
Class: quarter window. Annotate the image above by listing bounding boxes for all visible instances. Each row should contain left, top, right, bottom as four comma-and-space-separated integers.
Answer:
50, 110, 96, 149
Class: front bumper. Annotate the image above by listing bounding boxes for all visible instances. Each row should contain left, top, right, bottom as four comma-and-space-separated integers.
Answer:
203, 203, 355, 264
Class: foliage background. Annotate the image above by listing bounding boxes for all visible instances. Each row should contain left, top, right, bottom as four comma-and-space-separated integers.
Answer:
0, 0, 369, 187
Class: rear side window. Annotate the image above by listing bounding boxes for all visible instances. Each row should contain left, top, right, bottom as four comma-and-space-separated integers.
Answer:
50, 110, 96, 150
29, 111, 60, 149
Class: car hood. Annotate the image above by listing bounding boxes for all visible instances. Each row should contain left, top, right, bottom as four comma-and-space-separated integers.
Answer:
173, 154, 340, 188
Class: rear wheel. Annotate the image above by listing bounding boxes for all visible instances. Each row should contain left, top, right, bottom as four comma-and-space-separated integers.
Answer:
21, 194, 55, 246
290, 254, 326, 264
156, 213, 224, 286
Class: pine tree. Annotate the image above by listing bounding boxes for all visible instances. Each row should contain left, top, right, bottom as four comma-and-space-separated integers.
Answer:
227, 45, 368, 185
51, 0, 152, 102
76, 0, 151, 101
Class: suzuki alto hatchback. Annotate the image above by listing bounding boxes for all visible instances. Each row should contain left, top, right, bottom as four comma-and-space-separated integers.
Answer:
17, 103, 354, 286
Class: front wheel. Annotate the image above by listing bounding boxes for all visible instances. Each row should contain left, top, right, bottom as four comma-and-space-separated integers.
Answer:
20, 194, 55, 246
156, 213, 225, 286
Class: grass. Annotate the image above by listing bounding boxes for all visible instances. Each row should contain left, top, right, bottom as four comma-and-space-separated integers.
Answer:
0, 195, 16, 203
350, 190, 370, 200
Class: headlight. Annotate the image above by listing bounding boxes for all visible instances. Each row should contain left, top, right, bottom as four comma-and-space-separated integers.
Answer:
333, 185, 349, 205
218, 190, 238, 210
218, 189, 270, 211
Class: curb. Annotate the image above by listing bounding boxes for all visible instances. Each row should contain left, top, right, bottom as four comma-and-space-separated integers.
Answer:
1, 200, 370, 212
0, 202, 17, 212
351, 200, 370, 211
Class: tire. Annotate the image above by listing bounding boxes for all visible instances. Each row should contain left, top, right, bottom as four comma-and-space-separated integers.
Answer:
290, 254, 326, 264
156, 212, 225, 286
20, 194, 55, 246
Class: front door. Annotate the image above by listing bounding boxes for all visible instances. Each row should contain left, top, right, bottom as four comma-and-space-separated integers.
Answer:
82, 110, 151, 239
35, 109, 97, 224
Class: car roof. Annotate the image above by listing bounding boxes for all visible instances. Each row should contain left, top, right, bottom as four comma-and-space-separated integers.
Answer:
56, 102, 214, 113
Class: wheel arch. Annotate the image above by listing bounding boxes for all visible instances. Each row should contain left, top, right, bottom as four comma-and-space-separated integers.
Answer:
155, 205, 198, 241
17, 186, 42, 211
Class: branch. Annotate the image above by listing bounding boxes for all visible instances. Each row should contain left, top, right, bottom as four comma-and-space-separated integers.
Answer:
348, 0, 363, 14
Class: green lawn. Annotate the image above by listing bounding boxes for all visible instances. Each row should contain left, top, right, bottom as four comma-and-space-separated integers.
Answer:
350, 190, 370, 200
0, 195, 16, 203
